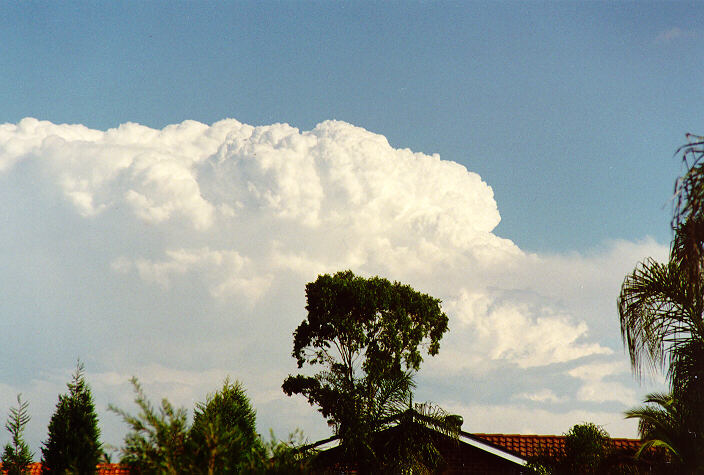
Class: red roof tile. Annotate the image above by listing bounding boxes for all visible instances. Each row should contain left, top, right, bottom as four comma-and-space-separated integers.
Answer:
0, 462, 129, 474
472, 433, 643, 459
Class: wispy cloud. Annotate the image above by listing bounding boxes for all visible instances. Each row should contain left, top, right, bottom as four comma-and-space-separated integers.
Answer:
515, 389, 566, 404
655, 27, 697, 44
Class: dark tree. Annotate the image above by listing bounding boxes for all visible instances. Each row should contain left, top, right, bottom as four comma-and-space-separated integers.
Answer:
190, 378, 262, 473
1, 394, 33, 475
626, 392, 692, 466
111, 377, 283, 474
251, 430, 315, 474
379, 402, 462, 473
41, 361, 101, 474
527, 423, 613, 475
561, 423, 611, 474
618, 134, 704, 469
282, 270, 448, 465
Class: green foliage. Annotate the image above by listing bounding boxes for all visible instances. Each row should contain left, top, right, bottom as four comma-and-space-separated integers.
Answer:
41, 361, 101, 474
189, 378, 262, 473
617, 258, 701, 380
282, 270, 448, 462
111, 377, 308, 473
343, 371, 417, 468
618, 134, 704, 469
562, 423, 611, 474
1, 394, 33, 475
527, 423, 611, 475
625, 392, 703, 472
108, 378, 190, 474
242, 430, 315, 474
288, 270, 448, 376
309, 398, 461, 473
379, 402, 461, 474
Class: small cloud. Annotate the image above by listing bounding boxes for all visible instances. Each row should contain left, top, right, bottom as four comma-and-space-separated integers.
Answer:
655, 27, 697, 43
568, 361, 637, 406
515, 389, 565, 404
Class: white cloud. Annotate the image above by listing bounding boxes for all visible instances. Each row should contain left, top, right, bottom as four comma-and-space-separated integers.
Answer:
112, 247, 272, 301
515, 389, 565, 404
445, 290, 611, 368
0, 117, 667, 451
441, 401, 638, 437
0, 117, 231, 228
568, 361, 638, 406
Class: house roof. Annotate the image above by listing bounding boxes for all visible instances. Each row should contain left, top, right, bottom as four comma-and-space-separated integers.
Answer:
472, 433, 644, 460
306, 428, 529, 468
307, 429, 647, 466
457, 432, 527, 466
1, 463, 129, 474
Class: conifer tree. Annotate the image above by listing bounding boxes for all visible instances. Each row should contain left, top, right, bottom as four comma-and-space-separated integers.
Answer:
1, 394, 33, 475
41, 361, 101, 474
190, 378, 262, 472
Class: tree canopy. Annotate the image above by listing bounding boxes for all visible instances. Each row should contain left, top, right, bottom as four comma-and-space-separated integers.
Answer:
110, 377, 309, 474
282, 270, 449, 465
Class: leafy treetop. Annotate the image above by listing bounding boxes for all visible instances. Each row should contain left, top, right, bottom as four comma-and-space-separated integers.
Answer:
283, 270, 448, 430
291, 270, 448, 377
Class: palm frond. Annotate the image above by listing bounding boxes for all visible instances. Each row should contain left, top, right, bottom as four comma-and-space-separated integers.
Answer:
673, 135, 704, 228
367, 371, 415, 428
625, 392, 684, 464
617, 259, 697, 378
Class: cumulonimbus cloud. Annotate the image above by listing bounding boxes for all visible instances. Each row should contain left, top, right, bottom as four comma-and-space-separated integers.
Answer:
0, 117, 668, 449
0, 116, 654, 369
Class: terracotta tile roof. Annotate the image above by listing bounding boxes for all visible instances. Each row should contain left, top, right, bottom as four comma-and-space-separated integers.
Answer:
96, 464, 130, 475
471, 433, 643, 459
1, 462, 129, 474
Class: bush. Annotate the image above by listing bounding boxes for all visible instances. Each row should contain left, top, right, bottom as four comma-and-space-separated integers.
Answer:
108, 377, 190, 473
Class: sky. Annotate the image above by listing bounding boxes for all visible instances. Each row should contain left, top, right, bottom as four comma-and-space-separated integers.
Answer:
0, 0, 701, 455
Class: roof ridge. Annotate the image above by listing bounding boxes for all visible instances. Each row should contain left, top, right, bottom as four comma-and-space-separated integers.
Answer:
472, 432, 642, 441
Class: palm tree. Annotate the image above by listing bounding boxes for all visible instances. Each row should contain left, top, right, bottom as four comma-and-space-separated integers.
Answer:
618, 133, 704, 468
308, 371, 461, 473
313, 370, 417, 470
625, 392, 703, 472
672, 135, 704, 281
617, 257, 703, 383
618, 134, 704, 378
379, 402, 461, 474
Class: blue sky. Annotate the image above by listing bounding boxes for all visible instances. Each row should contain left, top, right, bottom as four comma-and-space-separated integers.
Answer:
3, 1, 700, 250
0, 1, 700, 453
